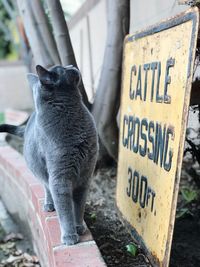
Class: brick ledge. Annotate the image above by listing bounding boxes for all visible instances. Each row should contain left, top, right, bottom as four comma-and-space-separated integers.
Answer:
0, 145, 106, 267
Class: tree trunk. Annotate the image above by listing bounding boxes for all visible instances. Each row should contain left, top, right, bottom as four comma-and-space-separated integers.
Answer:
17, 0, 53, 68
30, 0, 61, 65
92, 0, 130, 160
45, 0, 77, 66
45, 0, 91, 110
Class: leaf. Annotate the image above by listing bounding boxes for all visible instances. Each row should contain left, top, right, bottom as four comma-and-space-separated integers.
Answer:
31, 255, 39, 263
23, 263, 35, 267
181, 188, 198, 203
93, 199, 104, 207
126, 243, 138, 257
0, 242, 15, 253
2, 254, 23, 264
3, 232, 24, 242
23, 252, 34, 262
6, 242, 15, 249
176, 208, 193, 219
14, 249, 22, 256
90, 213, 97, 221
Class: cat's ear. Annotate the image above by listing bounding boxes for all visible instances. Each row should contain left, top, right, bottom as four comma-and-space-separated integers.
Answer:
36, 65, 55, 85
27, 73, 38, 89
65, 67, 81, 86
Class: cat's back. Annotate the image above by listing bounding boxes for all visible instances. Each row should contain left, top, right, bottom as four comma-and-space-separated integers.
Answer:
45, 103, 98, 156
23, 112, 40, 165
24, 112, 36, 137
72, 104, 98, 157
68, 103, 97, 143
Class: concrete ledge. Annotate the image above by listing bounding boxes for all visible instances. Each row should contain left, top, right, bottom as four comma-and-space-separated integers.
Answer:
0, 145, 106, 267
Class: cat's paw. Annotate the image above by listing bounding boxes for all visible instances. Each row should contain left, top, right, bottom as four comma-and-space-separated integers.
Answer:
43, 203, 55, 212
76, 223, 87, 235
62, 233, 79, 246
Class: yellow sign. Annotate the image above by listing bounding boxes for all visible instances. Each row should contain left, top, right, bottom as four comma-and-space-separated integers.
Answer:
116, 8, 199, 267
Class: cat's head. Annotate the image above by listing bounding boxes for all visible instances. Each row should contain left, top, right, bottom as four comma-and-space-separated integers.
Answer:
27, 65, 81, 110
27, 65, 81, 89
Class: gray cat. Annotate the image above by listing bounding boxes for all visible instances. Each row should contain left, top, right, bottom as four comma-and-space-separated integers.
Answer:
0, 65, 98, 245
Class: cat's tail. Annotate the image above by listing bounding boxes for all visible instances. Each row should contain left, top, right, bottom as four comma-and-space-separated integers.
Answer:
0, 124, 25, 138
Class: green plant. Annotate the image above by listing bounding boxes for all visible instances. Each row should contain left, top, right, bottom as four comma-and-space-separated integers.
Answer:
126, 243, 138, 257
90, 213, 97, 221
181, 188, 198, 203
176, 208, 193, 219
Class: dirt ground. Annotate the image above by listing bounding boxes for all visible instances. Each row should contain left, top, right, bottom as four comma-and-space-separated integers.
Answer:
85, 162, 200, 267
170, 163, 200, 267
85, 167, 151, 267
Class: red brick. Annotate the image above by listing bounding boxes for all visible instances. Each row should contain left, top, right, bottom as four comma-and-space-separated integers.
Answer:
38, 199, 56, 240
45, 217, 61, 248
0, 146, 17, 158
0, 147, 21, 170
28, 210, 46, 249
36, 221, 46, 247
5, 109, 28, 125
38, 199, 57, 225
0, 170, 11, 194
13, 165, 27, 179
0, 146, 106, 267
30, 184, 45, 211
79, 227, 93, 243
0, 167, 5, 177
0, 169, 26, 200
45, 217, 93, 249
0, 167, 11, 182
3, 156, 27, 181
9, 167, 30, 192
18, 170, 39, 196
46, 244, 55, 267
16, 165, 34, 179
53, 241, 106, 267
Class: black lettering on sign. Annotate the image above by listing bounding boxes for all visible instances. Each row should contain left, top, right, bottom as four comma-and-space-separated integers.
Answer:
127, 167, 156, 214
146, 187, 152, 207
139, 118, 148, 157
164, 58, 175, 103
150, 62, 157, 102
129, 58, 175, 103
122, 114, 174, 172
164, 126, 175, 171
139, 176, 147, 208
156, 62, 163, 103
129, 65, 137, 99
151, 190, 156, 212
135, 65, 142, 100
122, 115, 128, 148
143, 63, 150, 101
133, 117, 140, 153
128, 116, 134, 150
154, 123, 166, 168
132, 170, 139, 203
148, 121, 155, 160
126, 167, 132, 197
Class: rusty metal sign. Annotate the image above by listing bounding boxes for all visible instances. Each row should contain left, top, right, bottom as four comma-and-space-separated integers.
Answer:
116, 8, 199, 267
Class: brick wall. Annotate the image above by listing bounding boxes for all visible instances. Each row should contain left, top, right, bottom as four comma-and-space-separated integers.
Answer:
0, 145, 106, 267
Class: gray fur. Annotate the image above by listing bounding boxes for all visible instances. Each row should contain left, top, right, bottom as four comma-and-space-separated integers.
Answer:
22, 65, 98, 245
